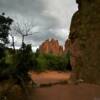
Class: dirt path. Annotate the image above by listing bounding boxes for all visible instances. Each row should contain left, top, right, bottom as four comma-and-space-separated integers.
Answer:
31, 83, 100, 100
29, 71, 100, 100
6, 71, 100, 100
29, 71, 71, 84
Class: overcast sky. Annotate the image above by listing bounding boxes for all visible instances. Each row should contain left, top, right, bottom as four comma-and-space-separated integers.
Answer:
0, 0, 78, 51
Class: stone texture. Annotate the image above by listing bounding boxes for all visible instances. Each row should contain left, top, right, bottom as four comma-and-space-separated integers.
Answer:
64, 39, 70, 54
69, 0, 100, 84
38, 38, 63, 56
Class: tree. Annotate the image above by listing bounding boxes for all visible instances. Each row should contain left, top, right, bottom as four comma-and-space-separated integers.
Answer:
0, 14, 33, 99
9, 31, 15, 51
0, 12, 12, 57
0, 13, 13, 72
13, 21, 34, 48
0, 13, 14, 80
0, 13, 13, 45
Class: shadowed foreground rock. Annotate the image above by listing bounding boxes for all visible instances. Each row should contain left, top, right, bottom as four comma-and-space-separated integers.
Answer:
69, 0, 100, 84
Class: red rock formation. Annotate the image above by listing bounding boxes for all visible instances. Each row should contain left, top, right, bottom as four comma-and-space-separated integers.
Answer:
69, 0, 100, 83
64, 39, 70, 54
38, 38, 63, 55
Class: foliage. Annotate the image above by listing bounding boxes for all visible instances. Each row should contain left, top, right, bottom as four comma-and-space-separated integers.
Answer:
12, 44, 34, 82
31, 52, 72, 72
0, 13, 13, 45
0, 13, 13, 77
36, 54, 48, 71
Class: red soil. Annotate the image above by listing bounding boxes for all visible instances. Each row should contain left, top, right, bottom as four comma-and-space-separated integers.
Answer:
29, 71, 71, 84
31, 83, 100, 100
28, 71, 100, 100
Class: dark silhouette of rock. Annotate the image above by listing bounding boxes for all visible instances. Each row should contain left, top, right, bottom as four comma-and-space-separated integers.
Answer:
64, 39, 70, 54
69, 0, 100, 84
38, 38, 63, 55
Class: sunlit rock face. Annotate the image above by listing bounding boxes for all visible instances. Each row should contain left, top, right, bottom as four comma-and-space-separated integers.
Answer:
38, 38, 63, 56
69, 0, 100, 83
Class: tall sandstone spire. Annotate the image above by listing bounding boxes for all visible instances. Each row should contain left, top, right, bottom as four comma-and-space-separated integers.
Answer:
38, 38, 63, 56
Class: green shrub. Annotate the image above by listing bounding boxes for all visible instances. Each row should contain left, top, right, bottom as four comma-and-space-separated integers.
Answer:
36, 54, 48, 71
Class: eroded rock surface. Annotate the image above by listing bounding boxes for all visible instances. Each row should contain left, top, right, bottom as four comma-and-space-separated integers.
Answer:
69, 0, 100, 84
38, 38, 63, 55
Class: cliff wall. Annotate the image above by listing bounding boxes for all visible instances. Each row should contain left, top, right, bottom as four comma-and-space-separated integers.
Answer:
69, 0, 100, 84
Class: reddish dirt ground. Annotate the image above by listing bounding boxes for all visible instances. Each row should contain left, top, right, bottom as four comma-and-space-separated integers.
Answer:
6, 71, 100, 100
31, 83, 100, 100
28, 71, 100, 100
29, 71, 71, 84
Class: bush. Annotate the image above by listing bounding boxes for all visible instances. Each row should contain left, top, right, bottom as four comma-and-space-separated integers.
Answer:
32, 52, 72, 72
36, 54, 48, 71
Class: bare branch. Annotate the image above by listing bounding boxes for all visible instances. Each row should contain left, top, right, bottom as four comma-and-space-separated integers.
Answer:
11, 21, 35, 46
9, 33, 15, 51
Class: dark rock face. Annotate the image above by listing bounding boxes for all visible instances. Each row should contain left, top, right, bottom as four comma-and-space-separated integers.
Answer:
38, 39, 63, 55
69, 0, 100, 84
64, 39, 70, 54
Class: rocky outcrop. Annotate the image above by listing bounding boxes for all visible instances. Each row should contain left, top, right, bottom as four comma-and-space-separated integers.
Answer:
38, 39, 63, 55
69, 0, 100, 84
64, 39, 70, 54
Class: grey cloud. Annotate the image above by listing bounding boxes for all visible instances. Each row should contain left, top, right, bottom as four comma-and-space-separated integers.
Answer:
0, 0, 44, 14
